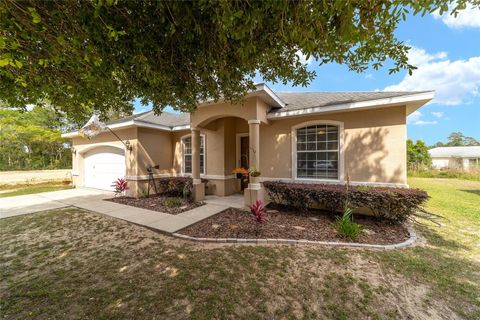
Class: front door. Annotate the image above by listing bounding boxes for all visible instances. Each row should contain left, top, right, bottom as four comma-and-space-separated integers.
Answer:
240, 136, 249, 189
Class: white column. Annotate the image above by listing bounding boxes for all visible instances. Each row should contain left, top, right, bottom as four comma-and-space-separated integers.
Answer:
248, 119, 261, 190
191, 127, 201, 185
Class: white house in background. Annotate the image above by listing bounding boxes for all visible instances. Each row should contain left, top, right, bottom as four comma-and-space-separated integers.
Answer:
429, 146, 480, 171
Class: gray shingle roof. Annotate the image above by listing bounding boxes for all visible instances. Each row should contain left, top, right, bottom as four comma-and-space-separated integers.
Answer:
108, 111, 190, 128
107, 111, 151, 125
107, 91, 430, 129
271, 91, 431, 112
429, 146, 480, 158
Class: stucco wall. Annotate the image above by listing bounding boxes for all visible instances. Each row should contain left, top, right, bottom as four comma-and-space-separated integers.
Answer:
70, 102, 409, 195
136, 128, 173, 176
71, 127, 137, 190
260, 106, 408, 185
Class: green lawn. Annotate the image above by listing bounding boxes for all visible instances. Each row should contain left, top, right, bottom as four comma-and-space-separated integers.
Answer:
0, 183, 72, 198
0, 178, 478, 319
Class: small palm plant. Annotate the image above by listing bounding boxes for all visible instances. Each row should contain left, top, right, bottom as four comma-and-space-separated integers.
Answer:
335, 206, 362, 240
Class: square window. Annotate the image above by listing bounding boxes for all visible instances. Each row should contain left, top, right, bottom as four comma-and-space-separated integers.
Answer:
327, 132, 338, 140
327, 152, 338, 161
317, 141, 327, 151
307, 142, 316, 151
182, 135, 205, 174
327, 141, 338, 150
296, 124, 340, 180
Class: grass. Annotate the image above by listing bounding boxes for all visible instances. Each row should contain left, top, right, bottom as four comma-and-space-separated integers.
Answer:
163, 197, 183, 207
0, 182, 72, 198
0, 178, 478, 319
408, 168, 480, 181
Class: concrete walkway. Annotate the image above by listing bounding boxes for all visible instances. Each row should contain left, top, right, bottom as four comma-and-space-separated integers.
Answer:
0, 188, 230, 234
0, 188, 112, 218
205, 194, 244, 208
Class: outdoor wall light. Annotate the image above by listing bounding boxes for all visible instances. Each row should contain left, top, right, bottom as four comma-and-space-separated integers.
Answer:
124, 140, 133, 151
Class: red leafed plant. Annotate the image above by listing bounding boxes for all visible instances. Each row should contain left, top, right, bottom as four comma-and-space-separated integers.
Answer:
249, 199, 267, 223
112, 178, 128, 196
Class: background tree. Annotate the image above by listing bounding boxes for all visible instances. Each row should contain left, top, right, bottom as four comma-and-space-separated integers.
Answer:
0, 107, 72, 170
1, 0, 477, 121
407, 139, 432, 170
432, 132, 480, 147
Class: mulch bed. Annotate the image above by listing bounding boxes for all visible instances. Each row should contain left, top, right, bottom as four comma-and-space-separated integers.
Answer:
106, 195, 204, 215
179, 205, 410, 245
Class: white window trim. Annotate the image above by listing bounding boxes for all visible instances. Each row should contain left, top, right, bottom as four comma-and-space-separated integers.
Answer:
180, 133, 206, 175
291, 120, 345, 183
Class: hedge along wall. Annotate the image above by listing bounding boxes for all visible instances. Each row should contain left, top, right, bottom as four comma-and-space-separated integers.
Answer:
262, 181, 429, 221
156, 177, 209, 198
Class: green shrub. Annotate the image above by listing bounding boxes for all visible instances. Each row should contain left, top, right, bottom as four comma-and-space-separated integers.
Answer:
157, 177, 193, 198
335, 207, 362, 240
138, 188, 149, 199
162, 197, 182, 207
263, 181, 429, 221
157, 177, 209, 199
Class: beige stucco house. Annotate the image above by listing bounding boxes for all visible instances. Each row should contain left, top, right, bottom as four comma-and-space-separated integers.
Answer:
62, 84, 434, 205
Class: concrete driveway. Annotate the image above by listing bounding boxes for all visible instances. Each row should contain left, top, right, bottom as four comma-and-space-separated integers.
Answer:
0, 187, 230, 235
0, 188, 113, 219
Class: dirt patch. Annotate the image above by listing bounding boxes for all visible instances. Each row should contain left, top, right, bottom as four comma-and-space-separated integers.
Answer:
179, 206, 410, 245
106, 195, 203, 214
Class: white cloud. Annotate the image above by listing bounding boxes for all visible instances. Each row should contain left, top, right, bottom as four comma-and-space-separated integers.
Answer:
431, 111, 444, 118
415, 120, 438, 125
407, 47, 447, 66
385, 46, 480, 106
407, 110, 422, 123
433, 4, 480, 29
407, 111, 438, 125
365, 73, 374, 80
296, 50, 312, 65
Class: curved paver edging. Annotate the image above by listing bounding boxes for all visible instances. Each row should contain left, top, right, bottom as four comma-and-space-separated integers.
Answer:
172, 224, 417, 250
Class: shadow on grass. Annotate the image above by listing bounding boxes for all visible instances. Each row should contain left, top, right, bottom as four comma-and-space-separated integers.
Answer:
416, 224, 470, 251
460, 189, 480, 196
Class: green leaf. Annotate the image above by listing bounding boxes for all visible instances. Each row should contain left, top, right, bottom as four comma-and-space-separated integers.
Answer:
27, 7, 41, 24
0, 58, 11, 67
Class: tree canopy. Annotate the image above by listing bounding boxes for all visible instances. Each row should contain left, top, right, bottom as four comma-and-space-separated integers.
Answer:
433, 132, 480, 147
0, 0, 477, 120
0, 107, 71, 170
407, 139, 431, 170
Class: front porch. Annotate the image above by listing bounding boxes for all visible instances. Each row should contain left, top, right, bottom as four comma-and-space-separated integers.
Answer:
186, 97, 270, 206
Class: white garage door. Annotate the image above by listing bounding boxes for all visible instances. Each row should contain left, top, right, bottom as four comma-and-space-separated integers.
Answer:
83, 146, 126, 191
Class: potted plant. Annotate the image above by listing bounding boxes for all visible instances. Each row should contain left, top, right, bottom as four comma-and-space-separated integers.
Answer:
248, 166, 261, 177
232, 167, 248, 179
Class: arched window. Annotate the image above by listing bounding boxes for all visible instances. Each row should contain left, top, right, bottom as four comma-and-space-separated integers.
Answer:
181, 135, 205, 174
294, 123, 342, 180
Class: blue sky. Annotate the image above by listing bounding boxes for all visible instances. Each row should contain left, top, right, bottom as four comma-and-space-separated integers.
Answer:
135, 7, 480, 146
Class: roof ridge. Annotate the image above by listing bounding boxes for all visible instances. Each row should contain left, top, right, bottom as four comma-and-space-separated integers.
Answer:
276, 91, 433, 94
